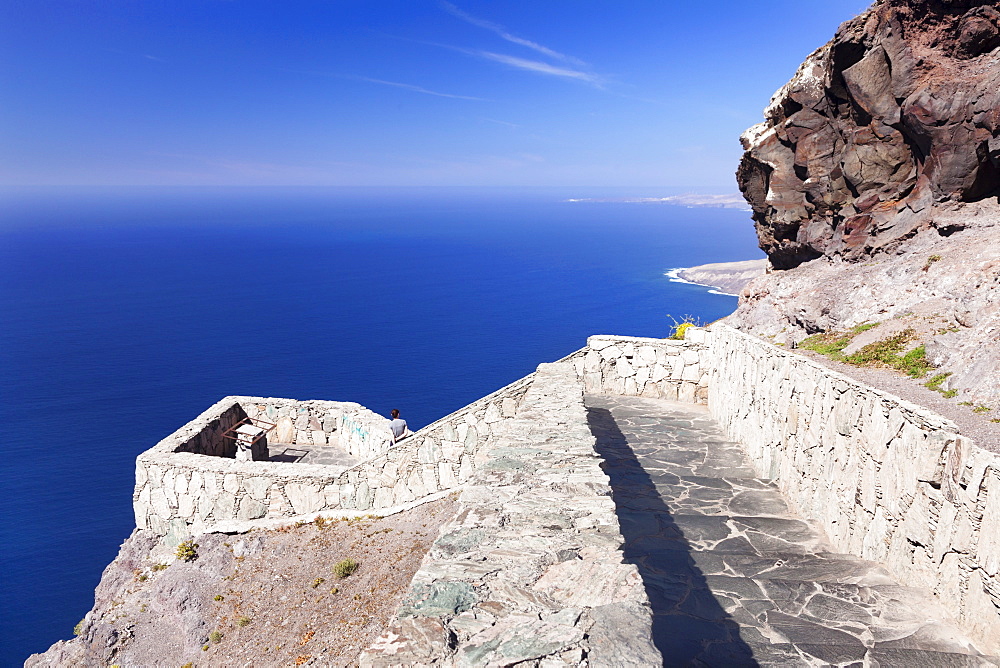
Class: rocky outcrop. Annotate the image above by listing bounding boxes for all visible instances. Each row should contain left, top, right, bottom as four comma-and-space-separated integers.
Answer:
731, 0, 1000, 406
737, 0, 999, 270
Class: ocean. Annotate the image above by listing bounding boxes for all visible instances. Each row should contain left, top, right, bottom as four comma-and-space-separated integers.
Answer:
0, 186, 763, 664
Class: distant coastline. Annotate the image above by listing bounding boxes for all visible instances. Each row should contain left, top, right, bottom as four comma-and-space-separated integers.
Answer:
667, 258, 767, 296
566, 193, 751, 211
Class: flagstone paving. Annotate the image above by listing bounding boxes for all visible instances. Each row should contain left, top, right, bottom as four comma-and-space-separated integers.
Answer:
586, 394, 998, 667
267, 441, 360, 467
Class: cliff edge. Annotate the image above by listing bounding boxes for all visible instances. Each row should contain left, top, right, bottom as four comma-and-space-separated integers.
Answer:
730, 0, 1000, 406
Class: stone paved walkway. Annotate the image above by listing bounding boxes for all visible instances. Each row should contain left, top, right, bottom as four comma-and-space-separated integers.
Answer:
586, 394, 996, 667
267, 441, 359, 467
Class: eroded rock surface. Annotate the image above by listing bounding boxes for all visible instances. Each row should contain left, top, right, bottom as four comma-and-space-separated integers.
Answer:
737, 0, 999, 269
731, 0, 1000, 406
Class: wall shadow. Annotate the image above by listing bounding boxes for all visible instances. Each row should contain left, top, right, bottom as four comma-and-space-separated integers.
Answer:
268, 447, 309, 463
586, 405, 758, 667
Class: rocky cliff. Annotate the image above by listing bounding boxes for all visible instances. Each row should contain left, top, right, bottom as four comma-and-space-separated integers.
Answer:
731, 0, 1000, 406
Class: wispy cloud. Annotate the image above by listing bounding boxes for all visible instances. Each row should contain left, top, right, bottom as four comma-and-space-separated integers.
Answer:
142, 54, 166, 63
476, 52, 600, 84
352, 76, 486, 101
277, 67, 486, 101
440, 1, 584, 66
480, 117, 521, 128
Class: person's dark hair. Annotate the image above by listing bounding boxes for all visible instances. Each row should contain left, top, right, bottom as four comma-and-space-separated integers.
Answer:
391, 409, 400, 419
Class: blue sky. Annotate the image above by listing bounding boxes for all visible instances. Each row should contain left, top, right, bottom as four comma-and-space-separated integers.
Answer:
1, 1, 869, 188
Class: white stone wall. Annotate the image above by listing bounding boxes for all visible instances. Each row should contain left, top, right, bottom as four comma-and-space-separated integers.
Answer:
240, 397, 392, 460
134, 377, 535, 541
706, 324, 1000, 653
566, 333, 710, 403
360, 362, 659, 666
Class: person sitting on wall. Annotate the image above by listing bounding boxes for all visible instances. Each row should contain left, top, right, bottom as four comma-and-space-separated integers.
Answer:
390, 409, 412, 443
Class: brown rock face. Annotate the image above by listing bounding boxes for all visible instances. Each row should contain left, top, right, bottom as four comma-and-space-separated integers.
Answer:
737, 0, 1000, 270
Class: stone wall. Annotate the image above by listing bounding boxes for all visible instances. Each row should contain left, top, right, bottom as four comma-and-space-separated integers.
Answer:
134, 376, 536, 541
360, 362, 660, 666
706, 324, 1000, 653
565, 334, 710, 404
240, 397, 392, 460
170, 401, 248, 458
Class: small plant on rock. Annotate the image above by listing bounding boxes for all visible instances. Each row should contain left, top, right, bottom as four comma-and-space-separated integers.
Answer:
152, 563, 168, 571
237, 616, 251, 627
73, 618, 85, 636
332, 558, 359, 579
924, 372, 951, 393
666, 314, 701, 340
175, 540, 199, 562
208, 630, 223, 644
311, 577, 325, 588
214, 594, 224, 601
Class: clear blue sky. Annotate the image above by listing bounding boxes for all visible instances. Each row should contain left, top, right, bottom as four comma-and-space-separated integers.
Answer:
1, 0, 869, 187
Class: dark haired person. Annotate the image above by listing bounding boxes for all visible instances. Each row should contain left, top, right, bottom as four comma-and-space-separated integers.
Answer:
390, 409, 410, 443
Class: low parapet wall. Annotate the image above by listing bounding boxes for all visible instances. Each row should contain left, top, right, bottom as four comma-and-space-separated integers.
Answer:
575, 326, 999, 651
566, 333, 710, 403
134, 377, 537, 541
707, 324, 1000, 653
360, 362, 659, 666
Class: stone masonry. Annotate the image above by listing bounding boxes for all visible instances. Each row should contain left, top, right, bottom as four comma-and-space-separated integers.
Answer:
130, 324, 1000, 657
707, 324, 1000, 653
134, 376, 535, 542
587, 393, 993, 665
360, 362, 661, 667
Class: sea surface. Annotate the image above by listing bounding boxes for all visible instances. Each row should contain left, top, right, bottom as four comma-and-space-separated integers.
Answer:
0, 186, 763, 664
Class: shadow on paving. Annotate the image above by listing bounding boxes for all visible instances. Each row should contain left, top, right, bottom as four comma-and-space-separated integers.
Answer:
586, 405, 758, 667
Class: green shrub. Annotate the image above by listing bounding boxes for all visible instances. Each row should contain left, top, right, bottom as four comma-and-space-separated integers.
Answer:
798, 322, 877, 359
73, 619, 85, 636
898, 345, 933, 378
237, 616, 251, 627
924, 372, 951, 392
311, 577, 325, 588
214, 594, 224, 601
175, 540, 199, 562
209, 630, 223, 644
332, 558, 359, 579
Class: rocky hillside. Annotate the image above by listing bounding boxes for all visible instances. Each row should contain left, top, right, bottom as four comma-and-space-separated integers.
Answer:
26, 499, 457, 667
730, 0, 1000, 406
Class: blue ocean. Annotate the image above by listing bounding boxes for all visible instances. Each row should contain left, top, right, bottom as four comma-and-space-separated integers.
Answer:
0, 187, 762, 664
